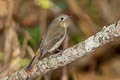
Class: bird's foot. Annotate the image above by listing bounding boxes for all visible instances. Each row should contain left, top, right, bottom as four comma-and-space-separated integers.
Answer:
56, 48, 66, 52
56, 49, 63, 52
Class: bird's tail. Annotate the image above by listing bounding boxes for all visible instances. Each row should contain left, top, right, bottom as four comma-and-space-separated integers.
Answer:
26, 48, 41, 72
26, 55, 37, 72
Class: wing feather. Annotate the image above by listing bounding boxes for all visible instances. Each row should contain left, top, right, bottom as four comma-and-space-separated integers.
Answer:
39, 24, 65, 57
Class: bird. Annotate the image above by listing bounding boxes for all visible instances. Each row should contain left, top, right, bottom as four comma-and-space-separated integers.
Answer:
26, 14, 71, 72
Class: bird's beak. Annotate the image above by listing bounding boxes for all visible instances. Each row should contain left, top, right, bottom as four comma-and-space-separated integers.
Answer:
65, 15, 72, 20
66, 16, 72, 19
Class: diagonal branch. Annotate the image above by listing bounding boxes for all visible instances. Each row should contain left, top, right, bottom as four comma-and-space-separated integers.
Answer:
1, 21, 120, 80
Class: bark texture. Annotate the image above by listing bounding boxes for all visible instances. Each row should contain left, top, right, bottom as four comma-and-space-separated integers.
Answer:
1, 21, 120, 80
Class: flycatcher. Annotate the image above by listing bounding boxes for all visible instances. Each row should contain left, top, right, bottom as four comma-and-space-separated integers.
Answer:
26, 14, 71, 72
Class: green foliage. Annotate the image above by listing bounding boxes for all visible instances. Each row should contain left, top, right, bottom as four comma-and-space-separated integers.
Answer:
0, 52, 4, 61
27, 24, 40, 49
56, 0, 68, 10
19, 34, 24, 46
88, 0, 100, 25
71, 35, 84, 44
19, 58, 29, 69
35, 0, 52, 9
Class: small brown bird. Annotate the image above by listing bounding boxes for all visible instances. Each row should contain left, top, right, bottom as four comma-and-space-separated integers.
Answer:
26, 14, 71, 72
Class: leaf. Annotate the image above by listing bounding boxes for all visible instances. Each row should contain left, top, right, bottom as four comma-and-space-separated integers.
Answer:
27, 24, 40, 49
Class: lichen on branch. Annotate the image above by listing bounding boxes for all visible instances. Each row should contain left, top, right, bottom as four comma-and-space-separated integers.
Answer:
1, 21, 120, 80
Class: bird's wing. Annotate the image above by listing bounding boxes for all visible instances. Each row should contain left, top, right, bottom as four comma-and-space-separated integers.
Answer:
39, 24, 65, 57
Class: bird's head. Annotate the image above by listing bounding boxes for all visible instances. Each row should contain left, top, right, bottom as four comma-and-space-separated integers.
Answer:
53, 14, 71, 28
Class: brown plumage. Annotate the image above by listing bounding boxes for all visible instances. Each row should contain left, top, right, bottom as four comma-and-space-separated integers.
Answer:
26, 14, 71, 72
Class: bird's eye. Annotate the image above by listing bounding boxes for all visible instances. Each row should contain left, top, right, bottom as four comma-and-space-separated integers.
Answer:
60, 17, 64, 21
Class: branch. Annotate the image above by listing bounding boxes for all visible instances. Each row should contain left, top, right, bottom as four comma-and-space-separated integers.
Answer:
1, 21, 120, 80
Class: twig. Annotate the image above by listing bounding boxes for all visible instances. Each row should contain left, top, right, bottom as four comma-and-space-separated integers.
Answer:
21, 31, 31, 58
61, 34, 69, 80
4, 0, 15, 65
6, 0, 15, 27
27, 46, 35, 58
1, 21, 120, 80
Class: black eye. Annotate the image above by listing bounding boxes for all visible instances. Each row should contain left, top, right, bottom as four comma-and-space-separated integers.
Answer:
60, 17, 64, 21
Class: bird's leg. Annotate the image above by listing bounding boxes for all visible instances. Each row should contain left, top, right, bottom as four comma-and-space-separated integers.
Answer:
56, 49, 63, 52
48, 48, 66, 57
56, 48, 67, 52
